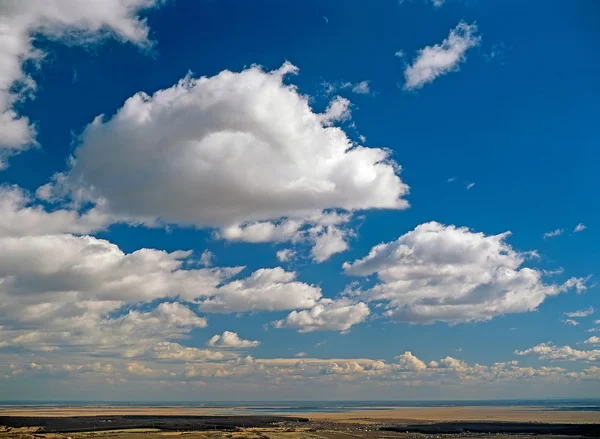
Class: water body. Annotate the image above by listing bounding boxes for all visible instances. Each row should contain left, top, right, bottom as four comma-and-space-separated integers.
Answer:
1, 399, 599, 413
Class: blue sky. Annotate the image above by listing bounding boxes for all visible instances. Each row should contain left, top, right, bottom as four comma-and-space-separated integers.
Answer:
0, 0, 599, 401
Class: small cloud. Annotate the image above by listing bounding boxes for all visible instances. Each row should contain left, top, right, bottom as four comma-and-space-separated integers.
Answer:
351, 80, 371, 95
295, 352, 307, 357
314, 340, 326, 347
359, 135, 367, 143
323, 16, 329, 24
466, 182, 475, 190
543, 267, 564, 276
543, 228, 564, 239
562, 319, 579, 326
276, 249, 296, 262
564, 307, 594, 318
431, 0, 445, 7
72, 69, 78, 83
574, 223, 587, 233
395, 50, 405, 58
199, 250, 215, 267
447, 177, 456, 183
403, 21, 480, 91
456, 347, 463, 352
323, 80, 372, 96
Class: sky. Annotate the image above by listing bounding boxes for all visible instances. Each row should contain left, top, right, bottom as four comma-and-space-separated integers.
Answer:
0, 0, 599, 401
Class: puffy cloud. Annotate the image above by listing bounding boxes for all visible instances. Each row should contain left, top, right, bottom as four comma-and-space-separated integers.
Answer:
562, 319, 579, 326
276, 249, 296, 263
0, 234, 238, 304
574, 223, 587, 233
404, 22, 480, 90
0, 0, 162, 164
310, 225, 349, 262
564, 307, 594, 318
515, 343, 600, 362
273, 299, 370, 332
42, 63, 408, 260
0, 186, 109, 237
584, 336, 600, 346
544, 228, 564, 239
207, 331, 260, 348
395, 352, 428, 371
343, 222, 589, 324
198, 267, 322, 313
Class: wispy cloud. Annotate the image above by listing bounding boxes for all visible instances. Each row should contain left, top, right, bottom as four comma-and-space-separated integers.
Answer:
404, 21, 481, 90
543, 229, 564, 239
447, 177, 456, 183
466, 182, 475, 190
562, 319, 579, 326
574, 223, 587, 233
564, 307, 594, 318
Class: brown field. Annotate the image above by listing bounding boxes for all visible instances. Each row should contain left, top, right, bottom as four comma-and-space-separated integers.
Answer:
1, 406, 599, 423
1, 406, 599, 439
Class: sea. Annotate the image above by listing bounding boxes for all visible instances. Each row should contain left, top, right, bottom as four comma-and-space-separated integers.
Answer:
0, 400, 599, 414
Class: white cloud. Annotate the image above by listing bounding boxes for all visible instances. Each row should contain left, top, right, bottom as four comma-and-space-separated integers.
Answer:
343, 222, 589, 324
564, 307, 594, 318
207, 331, 260, 348
395, 50, 405, 58
276, 249, 296, 263
310, 225, 350, 262
199, 250, 215, 267
562, 319, 579, 326
584, 336, 600, 346
42, 63, 408, 261
466, 182, 475, 190
395, 351, 427, 371
197, 267, 322, 313
323, 80, 371, 95
0, 0, 162, 165
543, 228, 564, 239
515, 343, 600, 362
574, 223, 587, 233
274, 299, 370, 332
404, 21, 480, 90
0, 185, 109, 237
447, 177, 456, 182
295, 352, 307, 357
431, 0, 445, 7
0, 220, 333, 360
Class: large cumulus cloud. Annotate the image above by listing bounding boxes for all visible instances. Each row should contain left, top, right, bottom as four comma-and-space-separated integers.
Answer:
344, 222, 589, 323
41, 63, 409, 260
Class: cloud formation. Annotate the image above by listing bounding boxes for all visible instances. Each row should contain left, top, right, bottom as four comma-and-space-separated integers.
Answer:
0, 0, 162, 166
42, 63, 409, 261
515, 343, 600, 362
544, 228, 564, 239
207, 331, 260, 348
344, 222, 588, 323
274, 299, 370, 332
564, 307, 594, 318
404, 22, 480, 90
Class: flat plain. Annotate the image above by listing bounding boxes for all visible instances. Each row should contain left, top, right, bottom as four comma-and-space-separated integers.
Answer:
1, 406, 600, 439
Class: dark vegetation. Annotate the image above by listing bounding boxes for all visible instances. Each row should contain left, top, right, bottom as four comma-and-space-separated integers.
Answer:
0, 415, 308, 433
